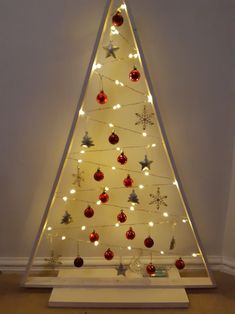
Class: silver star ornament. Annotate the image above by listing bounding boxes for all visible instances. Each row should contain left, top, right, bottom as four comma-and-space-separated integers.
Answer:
139, 155, 153, 171
103, 42, 119, 58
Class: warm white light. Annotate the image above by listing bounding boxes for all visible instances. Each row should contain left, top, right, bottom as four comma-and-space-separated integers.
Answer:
62, 196, 68, 202
151, 143, 156, 148
112, 166, 116, 170
147, 94, 153, 104
120, 82, 124, 87
163, 212, 169, 217
94, 241, 99, 246
148, 221, 154, 227
139, 184, 144, 189
142, 132, 147, 137
173, 179, 179, 188
80, 150, 85, 154
47, 226, 52, 231
120, 4, 127, 10
182, 218, 187, 223
77, 159, 83, 163
128, 53, 133, 59
116, 147, 121, 151
192, 253, 197, 257
160, 250, 165, 255
105, 186, 109, 191
81, 225, 86, 231
109, 123, 114, 128
70, 189, 76, 194
130, 206, 135, 211
144, 171, 150, 176
110, 26, 119, 35
79, 109, 85, 116
96, 200, 101, 205
96, 63, 102, 69
115, 223, 120, 227
61, 236, 66, 241
116, 104, 121, 109
115, 80, 119, 85
131, 202, 136, 206
134, 53, 138, 59
127, 246, 132, 251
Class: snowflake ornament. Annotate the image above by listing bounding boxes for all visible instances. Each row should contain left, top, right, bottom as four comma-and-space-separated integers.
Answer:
45, 250, 62, 267
135, 105, 154, 130
72, 167, 84, 187
149, 187, 167, 210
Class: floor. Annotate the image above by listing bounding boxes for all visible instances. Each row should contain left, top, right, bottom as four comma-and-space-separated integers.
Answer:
0, 271, 234, 314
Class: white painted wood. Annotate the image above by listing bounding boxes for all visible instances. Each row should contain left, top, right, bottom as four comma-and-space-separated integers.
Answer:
49, 287, 189, 308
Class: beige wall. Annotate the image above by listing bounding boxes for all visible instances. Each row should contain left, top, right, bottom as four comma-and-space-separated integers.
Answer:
0, 0, 234, 260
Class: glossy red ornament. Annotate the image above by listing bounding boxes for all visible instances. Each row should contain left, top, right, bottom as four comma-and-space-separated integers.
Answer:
74, 256, 84, 268
112, 10, 124, 27
84, 205, 94, 218
117, 210, 127, 223
96, 90, 108, 104
144, 236, 154, 248
104, 248, 114, 260
175, 257, 185, 270
94, 168, 104, 181
126, 227, 135, 240
117, 151, 127, 165
99, 190, 109, 203
146, 263, 156, 275
109, 131, 119, 145
89, 230, 99, 243
129, 67, 141, 82
123, 174, 133, 187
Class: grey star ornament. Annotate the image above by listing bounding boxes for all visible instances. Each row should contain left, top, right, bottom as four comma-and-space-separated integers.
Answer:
103, 42, 119, 58
139, 155, 153, 171
116, 263, 127, 276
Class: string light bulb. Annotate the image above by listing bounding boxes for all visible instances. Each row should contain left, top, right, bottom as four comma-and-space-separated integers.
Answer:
142, 132, 147, 137
94, 241, 99, 246
61, 236, 66, 241
47, 226, 52, 231
62, 196, 68, 202
148, 221, 154, 227
163, 212, 169, 217
70, 189, 76, 194
81, 226, 86, 231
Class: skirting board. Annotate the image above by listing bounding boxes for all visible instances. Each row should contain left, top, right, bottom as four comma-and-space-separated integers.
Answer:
48, 268, 189, 308
0, 255, 234, 276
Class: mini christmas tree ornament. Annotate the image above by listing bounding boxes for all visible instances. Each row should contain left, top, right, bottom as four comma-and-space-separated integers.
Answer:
61, 211, 73, 225
175, 257, 185, 270
169, 236, 176, 250
146, 262, 156, 275
108, 131, 119, 144
72, 166, 84, 187
81, 131, 95, 147
123, 174, 134, 187
104, 248, 114, 260
117, 210, 127, 223
99, 190, 109, 203
74, 256, 84, 268
129, 66, 141, 82
116, 263, 127, 276
96, 90, 108, 104
128, 190, 139, 204
144, 236, 154, 248
126, 227, 136, 240
89, 230, 99, 243
93, 168, 104, 181
103, 42, 119, 59
139, 155, 153, 171
84, 205, 94, 218
112, 10, 124, 26
117, 151, 128, 165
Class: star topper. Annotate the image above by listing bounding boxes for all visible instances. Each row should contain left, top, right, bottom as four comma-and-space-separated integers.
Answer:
103, 42, 119, 58
139, 155, 153, 171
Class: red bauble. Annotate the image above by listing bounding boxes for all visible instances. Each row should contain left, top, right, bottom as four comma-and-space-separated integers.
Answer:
74, 256, 84, 268
146, 263, 156, 275
112, 11, 124, 27
84, 205, 94, 218
89, 230, 99, 243
144, 236, 154, 248
123, 174, 133, 187
99, 191, 109, 203
175, 258, 185, 270
96, 90, 108, 104
94, 168, 104, 181
129, 67, 141, 82
117, 210, 127, 223
126, 227, 135, 240
104, 248, 114, 260
109, 131, 119, 145
117, 152, 128, 165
